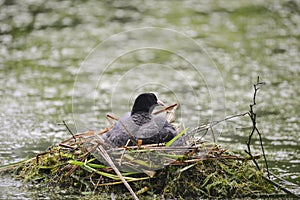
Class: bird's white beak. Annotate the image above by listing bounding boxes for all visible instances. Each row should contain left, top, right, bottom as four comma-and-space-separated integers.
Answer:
157, 99, 165, 107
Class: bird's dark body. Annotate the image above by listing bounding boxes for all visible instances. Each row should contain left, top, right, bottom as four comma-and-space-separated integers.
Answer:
103, 93, 178, 147
104, 112, 177, 147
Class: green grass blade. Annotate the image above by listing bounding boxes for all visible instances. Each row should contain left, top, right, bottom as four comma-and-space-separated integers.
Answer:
157, 153, 184, 159
69, 160, 140, 181
98, 177, 150, 186
166, 128, 189, 147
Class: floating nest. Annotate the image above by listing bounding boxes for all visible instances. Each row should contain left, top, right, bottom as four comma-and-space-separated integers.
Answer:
0, 127, 277, 199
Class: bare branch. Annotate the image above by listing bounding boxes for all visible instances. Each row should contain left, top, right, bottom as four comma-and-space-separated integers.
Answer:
62, 120, 76, 142
246, 76, 269, 177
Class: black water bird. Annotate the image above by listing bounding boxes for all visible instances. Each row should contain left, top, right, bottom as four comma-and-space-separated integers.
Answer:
103, 93, 178, 147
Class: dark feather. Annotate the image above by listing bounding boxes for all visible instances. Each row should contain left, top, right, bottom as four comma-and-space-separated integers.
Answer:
103, 93, 179, 147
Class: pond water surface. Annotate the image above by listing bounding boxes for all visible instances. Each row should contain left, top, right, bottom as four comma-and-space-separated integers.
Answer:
0, 0, 299, 198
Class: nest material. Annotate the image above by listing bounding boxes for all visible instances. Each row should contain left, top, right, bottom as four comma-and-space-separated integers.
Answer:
1, 128, 275, 199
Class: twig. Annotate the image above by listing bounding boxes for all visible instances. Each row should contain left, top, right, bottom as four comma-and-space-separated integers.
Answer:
190, 112, 248, 141
171, 154, 261, 164
95, 139, 139, 200
210, 126, 216, 143
119, 139, 131, 166
256, 127, 269, 176
59, 130, 94, 144
153, 103, 178, 115
92, 173, 102, 193
36, 150, 56, 164
262, 174, 300, 198
106, 114, 119, 126
59, 143, 76, 149
165, 104, 178, 123
61, 120, 76, 142
0, 157, 35, 173
245, 76, 269, 177
65, 143, 100, 177
214, 112, 249, 124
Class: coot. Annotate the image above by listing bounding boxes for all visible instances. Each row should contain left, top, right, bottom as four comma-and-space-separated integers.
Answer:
103, 93, 178, 147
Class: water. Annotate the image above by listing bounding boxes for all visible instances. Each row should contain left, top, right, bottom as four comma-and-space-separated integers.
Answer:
0, 0, 299, 198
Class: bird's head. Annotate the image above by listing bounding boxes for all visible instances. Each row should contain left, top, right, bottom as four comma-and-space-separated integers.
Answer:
131, 93, 164, 115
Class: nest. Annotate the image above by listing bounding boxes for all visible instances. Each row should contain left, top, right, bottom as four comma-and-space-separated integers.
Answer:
0, 103, 281, 199
0, 126, 276, 199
